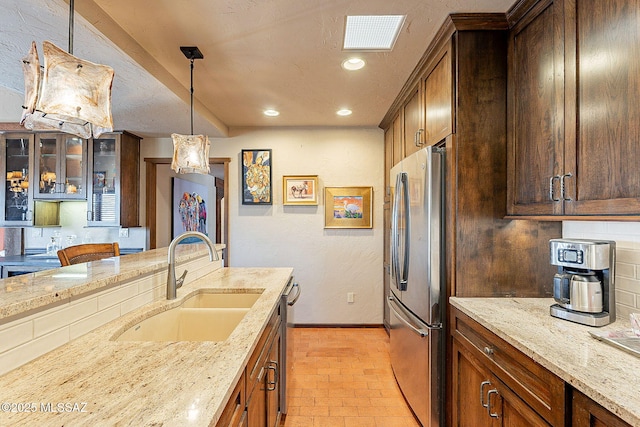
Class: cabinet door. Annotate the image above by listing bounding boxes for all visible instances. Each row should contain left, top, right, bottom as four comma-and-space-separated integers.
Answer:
572, 389, 632, 427
507, 0, 565, 215
88, 136, 119, 226
1, 134, 35, 225
424, 47, 452, 146
403, 85, 423, 158
562, 0, 640, 214
452, 338, 496, 427
34, 134, 87, 200
493, 375, 550, 427
266, 331, 281, 427
392, 113, 404, 167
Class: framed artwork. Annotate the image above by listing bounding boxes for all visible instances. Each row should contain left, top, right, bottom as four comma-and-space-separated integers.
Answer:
171, 177, 209, 239
324, 186, 373, 229
283, 175, 319, 205
241, 149, 272, 205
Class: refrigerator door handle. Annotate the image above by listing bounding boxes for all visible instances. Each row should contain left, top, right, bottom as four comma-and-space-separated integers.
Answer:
388, 295, 437, 338
391, 172, 402, 289
399, 173, 410, 289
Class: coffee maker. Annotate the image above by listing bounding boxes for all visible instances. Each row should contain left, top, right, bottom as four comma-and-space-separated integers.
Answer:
550, 238, 616, 327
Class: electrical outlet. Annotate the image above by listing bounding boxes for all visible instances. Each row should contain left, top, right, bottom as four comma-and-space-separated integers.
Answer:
32, 228, 43, 238
119, 228, 129, 238
347, 292, 355, 304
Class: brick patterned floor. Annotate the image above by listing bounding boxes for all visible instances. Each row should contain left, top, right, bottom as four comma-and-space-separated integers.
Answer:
280, 327, 421, 427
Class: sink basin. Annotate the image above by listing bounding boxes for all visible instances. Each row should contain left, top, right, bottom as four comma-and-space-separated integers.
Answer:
115, 307, 249, 342
181, 292, 261, 309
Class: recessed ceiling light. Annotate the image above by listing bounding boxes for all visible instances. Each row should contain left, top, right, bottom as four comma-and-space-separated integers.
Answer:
343, 15, 405, 50
337, 109, 352, 116
263, 109, 280, 117
342, 58, 366, 71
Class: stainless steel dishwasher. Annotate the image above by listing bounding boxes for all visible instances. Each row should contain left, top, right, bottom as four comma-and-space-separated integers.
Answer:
280, 279, 301, 414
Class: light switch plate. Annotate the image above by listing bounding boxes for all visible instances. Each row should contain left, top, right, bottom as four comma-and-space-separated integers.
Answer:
119, 228, 129, 238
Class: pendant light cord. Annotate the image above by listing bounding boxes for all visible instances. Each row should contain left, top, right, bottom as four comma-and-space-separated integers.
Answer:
68, 0, 74, 54
190, 58, 194, 135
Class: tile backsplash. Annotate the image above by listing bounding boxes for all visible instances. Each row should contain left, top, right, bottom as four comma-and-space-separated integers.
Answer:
563, 221, 640, 320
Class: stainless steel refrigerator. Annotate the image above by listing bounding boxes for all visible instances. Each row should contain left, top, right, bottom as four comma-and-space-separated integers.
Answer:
388, 146, 444, 427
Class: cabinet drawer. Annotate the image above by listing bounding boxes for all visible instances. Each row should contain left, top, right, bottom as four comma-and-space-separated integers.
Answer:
452, 308, 566, 426
216, 371, 245, 427
246, 306, 281, 396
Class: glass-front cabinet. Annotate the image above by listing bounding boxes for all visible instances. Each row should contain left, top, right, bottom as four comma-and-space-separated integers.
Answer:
34, 134, 87, 200
0, 133, 34, 225
87, 131, 140, 227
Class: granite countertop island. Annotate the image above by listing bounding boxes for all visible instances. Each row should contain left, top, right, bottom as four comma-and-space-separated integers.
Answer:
0, 246, 293, 426
450, 297, 640, 426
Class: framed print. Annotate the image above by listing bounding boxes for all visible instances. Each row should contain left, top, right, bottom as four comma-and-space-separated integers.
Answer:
324, 186, 373, 229
241, 149, 272, 205
283, 175, 319, 205
171, 177, 209, 239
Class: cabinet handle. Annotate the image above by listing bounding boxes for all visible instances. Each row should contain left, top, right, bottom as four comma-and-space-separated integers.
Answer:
483, 346, 494, 356
480, 380, 491, 408
26, 210, 33, 221
87, 210, 93, 221
549, 176, 561, 202
487, 389, 500, 418
266, 360, 278, 391
414, 129, 424, 147
561, 173, 573, 201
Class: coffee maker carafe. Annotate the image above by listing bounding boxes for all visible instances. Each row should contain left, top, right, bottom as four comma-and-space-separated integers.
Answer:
550, 239, 616, 327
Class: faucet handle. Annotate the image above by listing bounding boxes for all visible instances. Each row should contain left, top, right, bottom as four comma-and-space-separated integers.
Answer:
176, 270, 188, 289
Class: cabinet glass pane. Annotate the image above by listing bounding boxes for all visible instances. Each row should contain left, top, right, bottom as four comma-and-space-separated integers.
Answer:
4, 138, 30, 221
38, 138, 58, 195
64, 137, 83, 194
91, 138, 117, 223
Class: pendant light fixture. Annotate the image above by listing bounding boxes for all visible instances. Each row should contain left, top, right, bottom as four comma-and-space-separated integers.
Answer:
171, 46, 211, 175
20, 0, 114, 139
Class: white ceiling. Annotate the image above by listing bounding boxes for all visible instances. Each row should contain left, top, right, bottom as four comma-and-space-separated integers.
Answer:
0, 0, 514, 138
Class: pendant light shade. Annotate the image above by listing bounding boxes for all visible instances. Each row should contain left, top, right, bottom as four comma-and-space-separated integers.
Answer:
171, 46, 210, 175
20, 0, 114, 139
21, 41, 114, 139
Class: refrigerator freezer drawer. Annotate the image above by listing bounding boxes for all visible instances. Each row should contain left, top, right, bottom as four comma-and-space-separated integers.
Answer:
388, 296, 443, 427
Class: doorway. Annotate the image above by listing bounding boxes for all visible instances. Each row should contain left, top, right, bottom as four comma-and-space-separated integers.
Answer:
144, 157, 230, 265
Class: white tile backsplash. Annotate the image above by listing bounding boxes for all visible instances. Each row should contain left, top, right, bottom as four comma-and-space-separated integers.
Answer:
563, 220, 640, 319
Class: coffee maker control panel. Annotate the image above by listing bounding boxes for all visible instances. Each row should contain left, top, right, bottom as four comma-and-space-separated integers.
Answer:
550, 239, 612, 270
557, 248, 583, 264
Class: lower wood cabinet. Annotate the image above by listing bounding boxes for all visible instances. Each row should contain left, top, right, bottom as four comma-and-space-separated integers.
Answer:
572, 389, 631, 427
217, 304, 282, 427
451, 307, 566, 426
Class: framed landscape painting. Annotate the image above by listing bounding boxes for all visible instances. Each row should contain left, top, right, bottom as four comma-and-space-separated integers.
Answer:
241, 149, 272, 205
283, 175, 319, 205
324, 186, 372, 228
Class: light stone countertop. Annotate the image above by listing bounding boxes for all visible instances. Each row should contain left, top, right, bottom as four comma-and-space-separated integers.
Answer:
450, 297, 640, 426
0, 244, 219, 321
0, 250, 293, 426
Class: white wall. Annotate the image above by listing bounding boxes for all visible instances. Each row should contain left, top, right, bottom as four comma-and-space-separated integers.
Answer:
563, 221, 640, 320
142, 127, 385, 325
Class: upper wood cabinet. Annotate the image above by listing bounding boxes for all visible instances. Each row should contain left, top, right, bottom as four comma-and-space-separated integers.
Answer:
1, 133, 35, 225
87, 131, 141, 228
403, 84, 422, 158
423, 45, 453, 146
507, 0, 640, 217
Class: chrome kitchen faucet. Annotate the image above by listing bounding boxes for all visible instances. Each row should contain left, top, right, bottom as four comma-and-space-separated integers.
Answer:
167, 231, 219, 300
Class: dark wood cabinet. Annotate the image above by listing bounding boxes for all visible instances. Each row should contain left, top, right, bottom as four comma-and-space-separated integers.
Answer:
216, 372, 246, 427
87, 131, 141, 227
423, 44, 453, 146
452, 307, 566, 426
1, 133, 35, 225
507, 0, 640, 217
403, 85, 422, 158
507, 0, 563, 216
572, 389, 632, 427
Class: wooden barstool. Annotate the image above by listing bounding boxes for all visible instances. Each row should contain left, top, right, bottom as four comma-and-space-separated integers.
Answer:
57, 242, 120, 266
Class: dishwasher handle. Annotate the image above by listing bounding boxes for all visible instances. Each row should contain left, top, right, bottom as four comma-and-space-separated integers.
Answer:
287, 282, 301, 306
